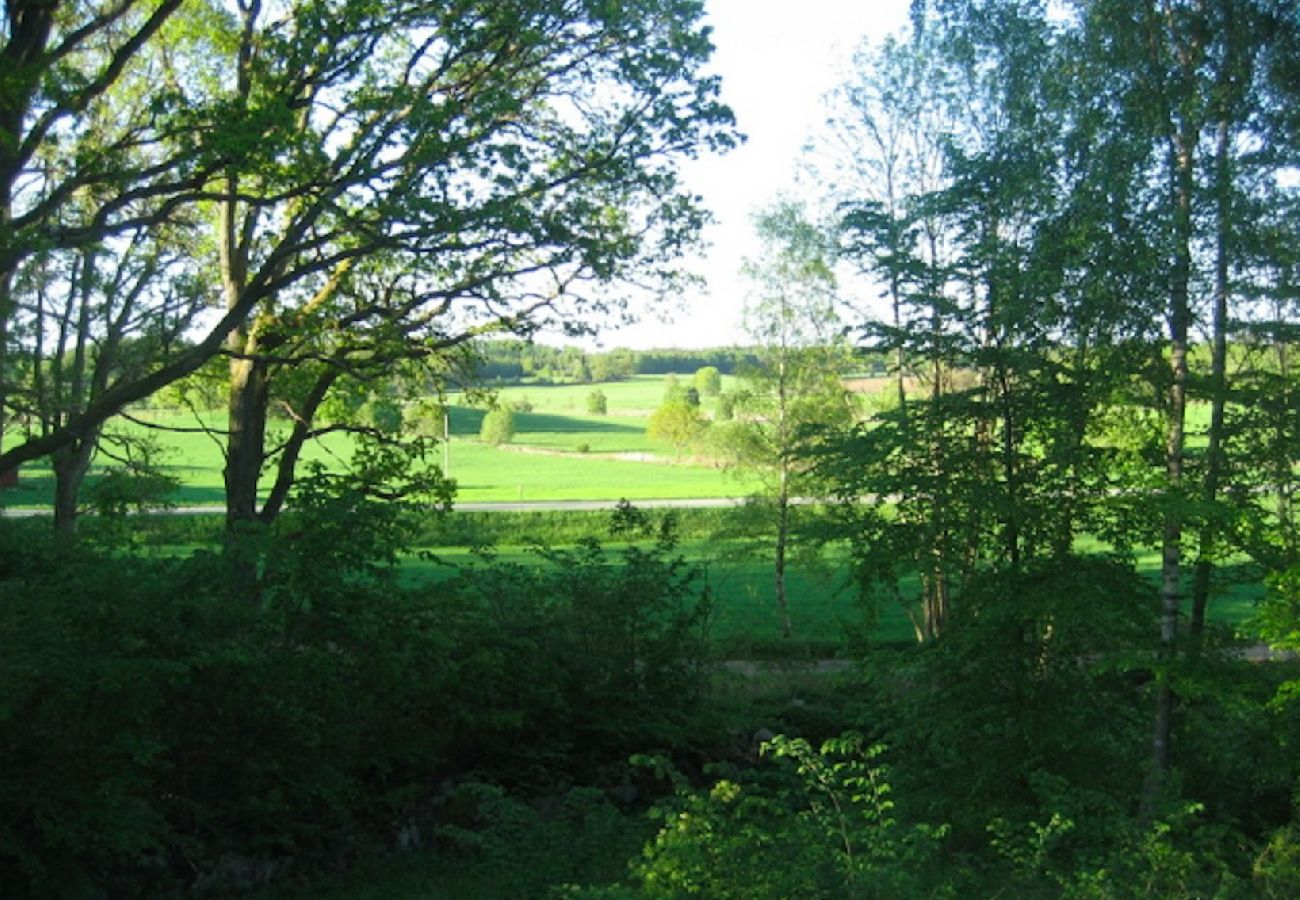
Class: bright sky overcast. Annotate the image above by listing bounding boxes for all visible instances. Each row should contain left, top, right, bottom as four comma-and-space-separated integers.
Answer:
600, 0, 914, 350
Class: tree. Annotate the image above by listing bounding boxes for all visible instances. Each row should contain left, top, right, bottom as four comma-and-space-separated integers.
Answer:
0, 0, 195, 452
0, 0, 736, 532
479, 406, 516, 446
206, 0, 733, 528
732, 200, 854, 639
693, 366, 722, 397
9, 157, 211, 531
715, 390, 738, 421
647, 400, 704, 460
814, 0, 1300, 792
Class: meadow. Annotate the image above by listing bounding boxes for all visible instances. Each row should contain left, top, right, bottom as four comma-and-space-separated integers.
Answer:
0, 375, 755, 508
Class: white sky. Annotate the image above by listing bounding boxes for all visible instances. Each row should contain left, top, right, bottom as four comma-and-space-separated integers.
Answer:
599, 0, 914, 350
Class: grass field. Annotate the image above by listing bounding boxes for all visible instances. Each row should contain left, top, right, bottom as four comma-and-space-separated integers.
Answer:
2, 374, 1225, 510
0, 375, 756, 508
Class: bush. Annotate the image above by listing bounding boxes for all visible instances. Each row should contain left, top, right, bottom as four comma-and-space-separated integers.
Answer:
631, 735, 946, 899
479, 406, 516, 444
868, 556, 1158, 848
84, 468, 180, 517
0, 501, 712, 896
693, 366, 722, 397
587, 389, 608, 415
716, 390, 738, 421
358, 395, 403, 433
647, 401, 705, 459
404, 397, 448, 438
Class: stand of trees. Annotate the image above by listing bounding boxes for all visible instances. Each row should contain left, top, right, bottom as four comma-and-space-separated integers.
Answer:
810, 0, 1299, 809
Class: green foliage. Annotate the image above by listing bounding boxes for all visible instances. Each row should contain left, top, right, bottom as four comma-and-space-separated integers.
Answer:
856, 557, 1158, 847
647, 401, 705, 459
404, 397, 448, 438
1257, 565, 1300, 706
693, 366, 722, 397
84, 467, 180, 518
0, 498, 712, 896
357, 395, 404, 434
662, 373, 684, 404
1253, 825, 1300, 899
479, 406, 516, 445
587, 389, 608, 415
716, 389, 738, 421
438, 503, 713, 763
631, 735, 948, 899
986, 802, 1254, 898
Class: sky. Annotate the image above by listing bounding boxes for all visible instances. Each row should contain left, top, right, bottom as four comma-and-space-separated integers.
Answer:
597, 0, 914, 350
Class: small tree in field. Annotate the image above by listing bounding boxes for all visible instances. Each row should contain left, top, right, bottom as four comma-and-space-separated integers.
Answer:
587, 389, 608, 415
694, 366, 722, 397
716, 390, 739, 421
648, 401, 705, 460
663, 373, 684, 403
480, 407, 516, 445
731, 200, 853, 638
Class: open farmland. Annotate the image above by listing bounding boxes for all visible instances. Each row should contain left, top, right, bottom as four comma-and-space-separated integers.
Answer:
0, 375, 758, 508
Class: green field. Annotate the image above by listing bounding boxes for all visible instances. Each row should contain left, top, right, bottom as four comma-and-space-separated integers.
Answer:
400, 540, 1264, 657
2, 375, 1225, 510
0, 375, 756, 508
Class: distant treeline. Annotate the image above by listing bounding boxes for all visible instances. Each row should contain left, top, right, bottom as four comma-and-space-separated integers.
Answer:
471, 339, 887, 384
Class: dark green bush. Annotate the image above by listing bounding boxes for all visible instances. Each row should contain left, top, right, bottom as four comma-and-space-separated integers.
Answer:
860, 557, 1159, 851
0, 498, 712, 896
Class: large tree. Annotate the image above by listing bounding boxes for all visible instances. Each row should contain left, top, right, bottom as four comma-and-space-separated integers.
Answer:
1, 0, 210, 453
0, 0, 736, 528
204, 0, 734, 526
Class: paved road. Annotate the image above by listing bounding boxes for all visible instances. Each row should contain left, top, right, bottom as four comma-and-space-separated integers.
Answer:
0, 497, 753, 517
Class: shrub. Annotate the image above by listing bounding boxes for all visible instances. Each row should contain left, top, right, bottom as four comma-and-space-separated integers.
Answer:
479, 406, 516, 444
662, 373, 683, 403
693, 366, 722, 397
0, 501, 712, 896
358, 394, 403, 433
587, 389, 608, 415
647, 401, 705, 459
84, 468, 180, 517
716, 390, 737, 421
631, 735, 946, 899
404, 397, 448, 438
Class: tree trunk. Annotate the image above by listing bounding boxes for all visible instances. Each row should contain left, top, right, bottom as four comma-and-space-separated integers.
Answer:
1150, 117, 1195, 806
774, 345, 792, 639
51, 439, 96, 533
1191, 119, 1232, 637
924, 242, 949, 641
225, 350, 270, 528
775, 465, 791, 640
258, 366, 340, 523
